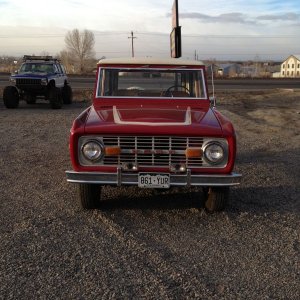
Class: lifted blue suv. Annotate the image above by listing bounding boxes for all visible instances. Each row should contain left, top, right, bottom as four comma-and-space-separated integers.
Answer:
3, 55, 72, 109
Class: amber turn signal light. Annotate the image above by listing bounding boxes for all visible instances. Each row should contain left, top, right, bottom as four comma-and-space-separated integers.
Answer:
105, 146, 121, 156
185, 148, 203, 158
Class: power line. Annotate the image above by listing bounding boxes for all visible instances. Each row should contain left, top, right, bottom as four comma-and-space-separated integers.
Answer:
0, 31, 298, 39
183, 34, 299, 39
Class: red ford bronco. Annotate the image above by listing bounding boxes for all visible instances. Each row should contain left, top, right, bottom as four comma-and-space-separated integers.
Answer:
66, 58, 241, 212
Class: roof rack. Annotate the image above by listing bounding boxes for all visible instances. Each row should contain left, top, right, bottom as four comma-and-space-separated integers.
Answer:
23, 55, 59, 62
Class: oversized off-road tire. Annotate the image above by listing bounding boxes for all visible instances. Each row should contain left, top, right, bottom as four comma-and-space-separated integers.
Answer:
3, 86, 19, 108
25, 93, 36, 104
49, 87, 62, 109
203, 187, 229, 213
79, 184, 102, 209
62, 85, 73, 104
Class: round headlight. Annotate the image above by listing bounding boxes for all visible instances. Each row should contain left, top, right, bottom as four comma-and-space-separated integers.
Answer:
82, 141, 103, 161
204, 143, 224, 164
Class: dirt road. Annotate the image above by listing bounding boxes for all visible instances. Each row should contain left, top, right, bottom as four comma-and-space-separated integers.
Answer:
0, 89, 299, 299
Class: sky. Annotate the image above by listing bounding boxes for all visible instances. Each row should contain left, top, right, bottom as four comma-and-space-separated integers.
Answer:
0, 0, 300, 61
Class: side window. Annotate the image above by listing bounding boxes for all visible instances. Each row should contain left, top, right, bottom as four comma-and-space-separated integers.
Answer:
60, 64, 66, 74
55, 64, 63, 74
53, 64, 59, 74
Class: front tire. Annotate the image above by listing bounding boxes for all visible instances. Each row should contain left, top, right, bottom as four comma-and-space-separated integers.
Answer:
79, 184, 102, 209
49, 87, 62, 109
203, 187, 229, 212
3, 86, 19, 108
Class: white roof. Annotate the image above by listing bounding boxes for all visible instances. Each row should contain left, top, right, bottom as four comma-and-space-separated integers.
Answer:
98, 57, 204, 66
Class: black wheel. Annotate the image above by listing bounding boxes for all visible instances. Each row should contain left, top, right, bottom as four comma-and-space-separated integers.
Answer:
49, 87, 62, 109
78, 184, 102, 209
203, 187, 229, 213
3, 86, 19, 108
62, 85, 73, 104
25, 93, 36, 104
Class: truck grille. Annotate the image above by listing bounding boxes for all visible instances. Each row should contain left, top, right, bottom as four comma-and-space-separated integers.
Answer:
102, 136, 203, 167
16, 78, 41, 85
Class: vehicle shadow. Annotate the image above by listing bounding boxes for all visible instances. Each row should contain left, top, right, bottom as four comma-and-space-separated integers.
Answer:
98, 184, 299, 215
100, 186, 205, 211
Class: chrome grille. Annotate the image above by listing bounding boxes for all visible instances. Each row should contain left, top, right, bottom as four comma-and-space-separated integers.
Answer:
16, 78, 41, 85
103, 136, 203, 167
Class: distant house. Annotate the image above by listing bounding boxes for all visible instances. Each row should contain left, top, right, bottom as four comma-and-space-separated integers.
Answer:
239, 65, 256, 77
217, 63, 241, 77
206, 63, 241, 77
281, 55, 300, 78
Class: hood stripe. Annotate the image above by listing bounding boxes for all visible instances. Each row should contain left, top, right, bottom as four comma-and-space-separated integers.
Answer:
112, 106, 192, 126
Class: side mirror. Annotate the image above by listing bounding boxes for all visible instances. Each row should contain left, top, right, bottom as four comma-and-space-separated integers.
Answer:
209, 96, 217, 107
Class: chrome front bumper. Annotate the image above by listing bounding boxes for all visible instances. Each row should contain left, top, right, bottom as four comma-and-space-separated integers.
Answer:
66, 169, 242, 187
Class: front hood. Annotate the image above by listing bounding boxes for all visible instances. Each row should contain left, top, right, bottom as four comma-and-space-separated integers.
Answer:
12, 73, 49, 79
84, 104, 223, 136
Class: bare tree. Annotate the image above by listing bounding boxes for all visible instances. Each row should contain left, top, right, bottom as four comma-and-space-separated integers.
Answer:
64, 29, 95, 74
59, 50, 74, 73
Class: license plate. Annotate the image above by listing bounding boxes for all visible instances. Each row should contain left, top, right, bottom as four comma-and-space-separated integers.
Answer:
138, 173, 170, 189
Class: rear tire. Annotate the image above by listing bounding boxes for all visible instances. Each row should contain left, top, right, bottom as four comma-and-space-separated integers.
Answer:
62, 85, 73, 104
49, 87, 62, 109
203, 187, 229, 213
3, 86, 19, 108
79, 184, 102, 209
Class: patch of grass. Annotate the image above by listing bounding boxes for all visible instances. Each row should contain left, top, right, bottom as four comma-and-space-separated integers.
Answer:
72, 89, 93, 104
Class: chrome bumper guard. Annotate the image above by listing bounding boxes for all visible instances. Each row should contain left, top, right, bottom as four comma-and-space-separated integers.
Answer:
66, 169, 242, 187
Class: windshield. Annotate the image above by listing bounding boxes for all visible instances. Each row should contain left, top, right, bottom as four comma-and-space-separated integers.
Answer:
97, 68, 207, 99
19, 63, 55, 74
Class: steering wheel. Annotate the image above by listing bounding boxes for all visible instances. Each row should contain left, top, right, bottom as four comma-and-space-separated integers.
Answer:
162, 85, 190, 97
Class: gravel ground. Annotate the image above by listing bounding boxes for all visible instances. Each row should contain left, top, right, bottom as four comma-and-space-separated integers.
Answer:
0, 90, 299, 299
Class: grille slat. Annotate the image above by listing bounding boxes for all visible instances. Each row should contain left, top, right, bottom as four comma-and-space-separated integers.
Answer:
103, 136, 203, 167
16, 78, 41, 85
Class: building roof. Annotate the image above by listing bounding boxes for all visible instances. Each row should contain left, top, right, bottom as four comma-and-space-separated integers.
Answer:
98, 57, 204, 66
283, 54, 300, 62
218, 63, 238, 69
293, 55, 300, 60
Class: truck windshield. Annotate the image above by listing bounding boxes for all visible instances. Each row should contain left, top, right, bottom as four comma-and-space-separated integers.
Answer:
97, 68, 207, 99
19, 63, 55, 74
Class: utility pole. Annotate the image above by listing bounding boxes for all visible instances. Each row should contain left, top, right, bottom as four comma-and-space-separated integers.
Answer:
128, 31, 137, 57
